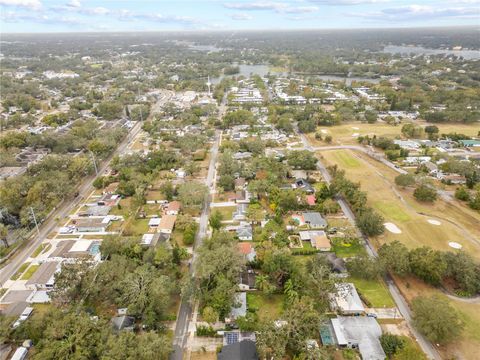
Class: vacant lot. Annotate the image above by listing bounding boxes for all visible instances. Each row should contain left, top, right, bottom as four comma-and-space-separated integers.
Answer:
320, 149, 480, 259
247, 292, 283, 321
349, 276, 395, 308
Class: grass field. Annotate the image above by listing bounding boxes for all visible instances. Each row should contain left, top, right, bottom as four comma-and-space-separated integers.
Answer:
11, 262, 30, 280
307, 121, 480, 147
349, 276, 396, 308
247, 292, 283, 321
20, 264, 40, 280
332, 239, 366, 258
320, 149, 480, 259
213, 206, 236, 221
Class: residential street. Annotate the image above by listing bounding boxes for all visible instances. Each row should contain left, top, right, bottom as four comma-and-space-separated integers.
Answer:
0, 121, 143, 286
171, 99, 225, 360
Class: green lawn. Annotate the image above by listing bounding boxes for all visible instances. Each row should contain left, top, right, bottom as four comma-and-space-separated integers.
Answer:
374, 201, 411, 223
32, 243, 51, 258
11, 262, 30, 280
332, 238, 366, 258
213, 206, 236, 221
124, 219, 150, 236
349, 276, 396, 308
328, 150, 361, 169
247, 292, 283, 321
20, 264, 40, 280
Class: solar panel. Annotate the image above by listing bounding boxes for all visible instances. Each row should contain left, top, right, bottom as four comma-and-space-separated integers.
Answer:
226, 332, 239, 345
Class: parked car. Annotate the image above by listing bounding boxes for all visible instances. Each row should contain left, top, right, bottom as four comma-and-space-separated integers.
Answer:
12, 307, 34, 328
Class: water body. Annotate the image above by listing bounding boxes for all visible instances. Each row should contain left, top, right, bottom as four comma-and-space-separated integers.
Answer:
311, 75, 380, 85
383, 45, 480, 60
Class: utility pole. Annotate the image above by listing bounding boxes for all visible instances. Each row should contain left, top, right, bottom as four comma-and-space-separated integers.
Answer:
89, 151, 98, 176
30, 207, 40, 235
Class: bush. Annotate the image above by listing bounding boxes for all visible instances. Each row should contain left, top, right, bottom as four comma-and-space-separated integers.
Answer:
380, 333, 405, 357
196, 325, 216, 337
413, 184, 437, 202
395, 174, 415, 188
455, 186, 470, 201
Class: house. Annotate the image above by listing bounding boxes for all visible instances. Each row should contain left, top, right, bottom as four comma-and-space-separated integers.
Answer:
234, 178, 246, 190
422, 161, 438, 175
303, 212, 328, 229
293, 178, 315, 194
238, 243, 256, 262
330, 283, 365, 315
440, 174, 466, 184
148, 217, 161, 228
140, 233, 164, 246
310, 231, 331, 251
217, 340, 258, 360
112, 315, 135, 332
323, 253, 347, 275
159, 215, 176, 234
238, 269, 256, 291
73, 217, 109, 232
165, 201, 181, 215
459, 139, 480, 148
233, 152, 252, 160
25, 261, 60, 290
331, 316, 386, 360
222, 331, 256, 346
226, 292, 247, 324
236, 223, 253, 241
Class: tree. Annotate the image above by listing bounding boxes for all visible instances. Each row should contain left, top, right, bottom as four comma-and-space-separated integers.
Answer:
364, 110, 378, 123
395, 174, 415, 188
413, 184, 437, 202
246, 203, 265, 224
160, 181, 174, 201
424, 125, 439, 140
255, 274, 269, 291
409, 247, 447, 286
0, 223, 8, 247
454, 186, 470, 201
324, 135, 333, 143
412, 295, 464, 344
380, 333, 405, 357
469, 191, 480, 210
378, 240, 410, 276
218, 174, 235, 191
201, 306, 218, 324
286, 150, 317, 170
356, 208, 385, 236
177, 182, 208, 209
444, 251, 480, 295
209, 210, 223, 231
401, 123, 423, 138
347, 255, 384, 280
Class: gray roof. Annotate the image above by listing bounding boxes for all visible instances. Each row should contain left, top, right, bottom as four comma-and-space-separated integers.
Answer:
331, 316, 386, 360
230, 292, 247, 319
332, 283, 365, 313
218, 340, 258, 360
112, 315, 135, 331
303, 212, 327, 228
26, 261, 59, 286
236, 224, 253, 238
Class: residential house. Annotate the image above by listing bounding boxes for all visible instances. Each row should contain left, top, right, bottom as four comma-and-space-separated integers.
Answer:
236, 223, 253, 241
293, 178, 315, 194
423, 161, 438, 175
233, 152, 252, 160
165, 201, 181, 215
159, 215, 176, 234
140, 233, 165, 247
148, 217, 161, 228
234, 178, 246, 190
331, 316, 386, 360
310, 231, 331, 251
112, 315, 135, 332
303, 212, 328, 229
238, 269, 256, 291
25, 261, 60, 291
73, 217, 109, 233
330, 283, 365, 315
238, 243, 256, 262
217, 340, 258, 360
323, 253, 348, 276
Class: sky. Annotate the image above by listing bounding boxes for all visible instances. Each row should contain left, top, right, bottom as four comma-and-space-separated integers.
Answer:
0, 0, 479, 33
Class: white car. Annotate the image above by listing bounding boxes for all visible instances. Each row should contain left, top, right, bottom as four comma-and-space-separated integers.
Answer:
12, 307, 34, 328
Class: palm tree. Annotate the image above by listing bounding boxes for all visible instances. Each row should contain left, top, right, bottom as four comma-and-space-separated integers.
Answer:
255, 274, 269, 291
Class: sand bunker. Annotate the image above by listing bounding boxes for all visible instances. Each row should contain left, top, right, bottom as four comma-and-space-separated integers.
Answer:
384, 222, 402, 234
352, 127, 360, 130
352, 133, 359, 137
449, 242, 463, 249
321, 129, 328, 134
427, 219, 441, 225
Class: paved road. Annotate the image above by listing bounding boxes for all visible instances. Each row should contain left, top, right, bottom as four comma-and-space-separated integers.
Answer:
171, 99, 225, 360
0, 122, 143, 286
296, 130, 441, 360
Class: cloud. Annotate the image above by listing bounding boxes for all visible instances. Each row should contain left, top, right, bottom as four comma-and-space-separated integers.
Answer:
310, 0, 389, 4
66, 0, 80, 8
224, 1, 319, 14
0, 0, 41, 9
230, 13, 253, 20
348, 4, 480, 21
1, 10, 83, 25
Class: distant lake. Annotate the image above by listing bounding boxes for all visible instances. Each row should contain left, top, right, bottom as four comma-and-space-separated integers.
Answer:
383, 45, 480, 60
